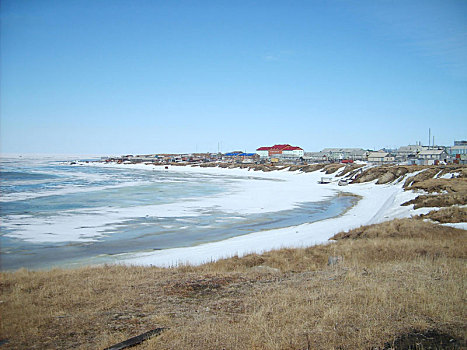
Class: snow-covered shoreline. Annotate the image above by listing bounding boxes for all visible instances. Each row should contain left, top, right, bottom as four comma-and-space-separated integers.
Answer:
86, 162, 432, 267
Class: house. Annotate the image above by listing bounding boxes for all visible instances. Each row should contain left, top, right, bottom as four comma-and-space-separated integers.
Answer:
281, 146, 304, 158
303, 152, 328, 162
448, 141, 467, 164
450, 145, 467, 156
224, 151, 244, 157
450, 141, 467, 158
396, 145, 426, 160
418, 149, 448, 160
367, 151, 394, 164
268, 144, 291, 156
321, 148, 367, 161
128, 154, 159, 163
256, 144, 304, 158
223, 152, 257, 163
418, 149, 449, 164
255, 147, 270, 158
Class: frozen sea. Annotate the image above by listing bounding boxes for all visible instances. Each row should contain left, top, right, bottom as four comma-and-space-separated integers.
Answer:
0, 156, 356, 270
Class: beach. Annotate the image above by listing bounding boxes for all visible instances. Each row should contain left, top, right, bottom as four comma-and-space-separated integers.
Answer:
2, 159, 465, 270
1, 158, 356, 269
88, 162, 434, 267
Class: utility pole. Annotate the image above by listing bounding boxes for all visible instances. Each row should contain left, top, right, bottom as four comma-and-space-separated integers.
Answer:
428, 128, 431, 149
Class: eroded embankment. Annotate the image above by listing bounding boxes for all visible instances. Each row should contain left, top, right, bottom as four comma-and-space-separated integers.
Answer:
153, 162, 467, 227
196, 161, 358, 174
344, 164, 467, 224
211, 162, 467, 224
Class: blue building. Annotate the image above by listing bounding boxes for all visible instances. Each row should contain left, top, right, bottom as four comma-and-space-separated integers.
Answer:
450, 141, 467, 157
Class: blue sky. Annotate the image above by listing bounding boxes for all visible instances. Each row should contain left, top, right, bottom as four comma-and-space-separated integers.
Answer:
1, 0, 466, 155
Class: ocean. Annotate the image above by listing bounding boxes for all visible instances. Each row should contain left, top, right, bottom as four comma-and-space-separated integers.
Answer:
0, 156, 357, 270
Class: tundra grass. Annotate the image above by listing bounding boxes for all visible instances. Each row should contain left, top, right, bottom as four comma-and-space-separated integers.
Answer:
1, 219, 465, 349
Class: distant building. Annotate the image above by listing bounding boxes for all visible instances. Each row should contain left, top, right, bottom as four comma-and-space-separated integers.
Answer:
268, 144, 289, 156
256, 144, 304, 158
321, 148, 367, 161
224, 151, 244, 157
256, 147, 270, 158
394, 145, 428, 162
450, 141, 467, 158
418, 149, 449, 162
303, 152, 328, 162
223, 151, 257, 163
396, 145, 425, 157
282, 145, 305, 158
126, 154, 159, 163
368, 151, 394, 164
225, 152, 256, 157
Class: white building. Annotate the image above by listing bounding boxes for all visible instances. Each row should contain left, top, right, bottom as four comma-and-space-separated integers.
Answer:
256, 147, 271, 158
255, 145, 304, 158
321, 148, 367, 161
396, 145, 426, 157
450, 145, 467, 157
303, 152, 328, 162
368, 151, 394, 163
282, 146, 304, 158
418, 149, 449, 161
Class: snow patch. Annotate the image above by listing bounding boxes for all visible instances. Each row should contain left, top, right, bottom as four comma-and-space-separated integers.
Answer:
111, 164, 427, 267
441, 222, 467, 230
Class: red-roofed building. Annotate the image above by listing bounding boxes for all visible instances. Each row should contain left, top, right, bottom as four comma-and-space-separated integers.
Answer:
268, 144, 290, 155
255, 146, 271, 157
256, 144, 304, 158
282, 145, 305, 158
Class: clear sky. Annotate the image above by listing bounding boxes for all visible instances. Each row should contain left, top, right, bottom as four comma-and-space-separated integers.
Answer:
1, 0, 466, 155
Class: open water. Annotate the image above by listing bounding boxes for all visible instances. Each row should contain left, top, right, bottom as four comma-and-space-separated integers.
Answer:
0, 156, 357, 270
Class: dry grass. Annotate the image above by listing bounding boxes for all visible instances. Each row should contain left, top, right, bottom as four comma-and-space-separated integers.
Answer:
288, 164, 326, 172
417, 206, 467, 223
336, 164, 364, 177
403, 166, 467, 190
403, 192, 467, 209
1, 219, 466, 349
349, 164, 467, 187
322, 163, 346, 174
401, 167, 467, 210
301, 164, 326, 173
330, 217, 463, 240
352, 165, 417, 184
405, 178, 467, 194
378, 165, 467, 210
403, 168, 444, 188
198, 162, 331, 173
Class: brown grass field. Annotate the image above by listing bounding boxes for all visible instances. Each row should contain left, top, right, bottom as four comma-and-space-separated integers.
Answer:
1, 219, 466, 349
1, 165, 466, 349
